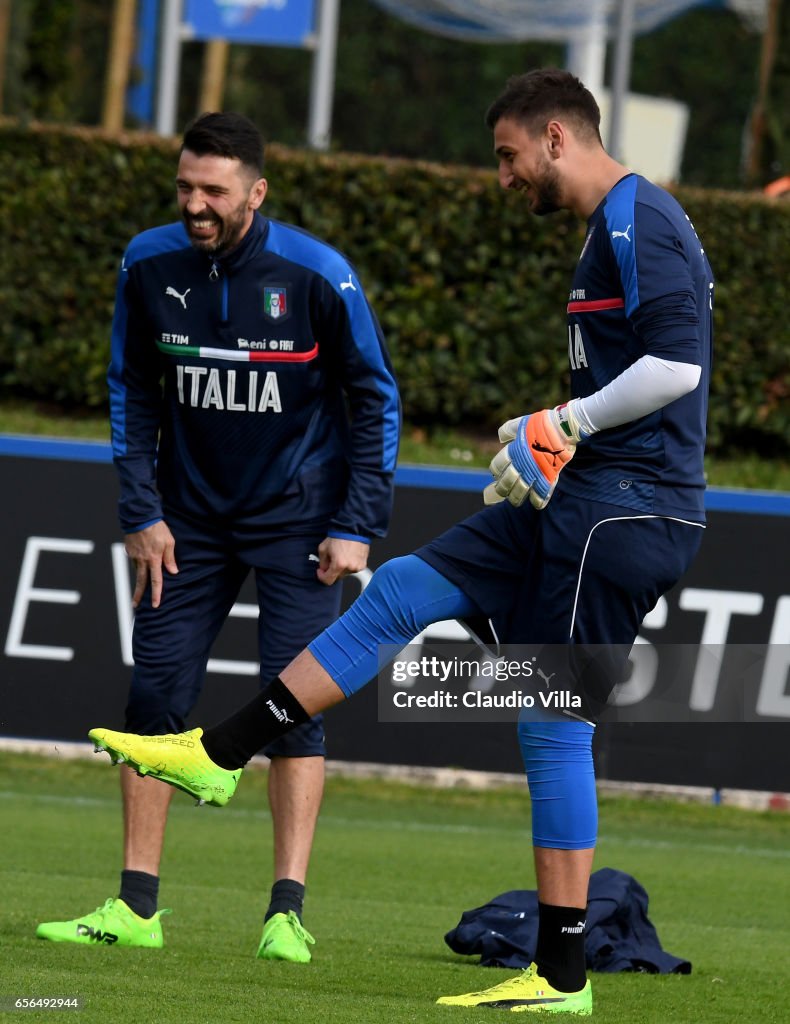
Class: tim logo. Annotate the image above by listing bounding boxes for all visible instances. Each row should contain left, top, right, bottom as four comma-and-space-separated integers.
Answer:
264, 287, 288, 321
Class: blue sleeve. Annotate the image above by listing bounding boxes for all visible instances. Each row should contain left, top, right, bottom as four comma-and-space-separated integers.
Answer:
316, 272, 401, 542
605, 185, 702, 365
107, 256, 164, 532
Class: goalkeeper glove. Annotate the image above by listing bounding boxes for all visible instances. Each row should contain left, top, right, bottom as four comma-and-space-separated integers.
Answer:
483, 402, 588, 510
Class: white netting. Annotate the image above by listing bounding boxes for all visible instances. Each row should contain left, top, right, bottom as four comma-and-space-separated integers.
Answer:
368, 0, 767, 42
728, 0, 769, 30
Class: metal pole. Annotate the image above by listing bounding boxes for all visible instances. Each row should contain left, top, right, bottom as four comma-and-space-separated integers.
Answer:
565, 0, 606, 96
608, 0, 636, 161
0, 0, 11, 114
199, 39, 230, 114
307, 0, 341, 150
102, 0, 137, 133
155, 0, 183, 135
745, 0, 780, 184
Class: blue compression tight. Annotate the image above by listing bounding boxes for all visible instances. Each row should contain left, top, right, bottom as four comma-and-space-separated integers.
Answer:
309, 555, 476, 696
518, 720, 597, 849
309, 553, 598, 849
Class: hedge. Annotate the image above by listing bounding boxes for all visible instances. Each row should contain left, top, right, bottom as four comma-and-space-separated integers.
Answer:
1, 122, 788, 455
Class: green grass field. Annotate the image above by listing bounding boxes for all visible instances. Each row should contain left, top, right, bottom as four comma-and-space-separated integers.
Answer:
1, 399, 789, 492
3, 752, 789, 1023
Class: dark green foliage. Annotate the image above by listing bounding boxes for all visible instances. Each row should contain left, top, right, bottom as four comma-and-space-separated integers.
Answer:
628, 7, 761, 189
0, 0, 767, 187
17, 0, 80, 120
1, 125, 787, 455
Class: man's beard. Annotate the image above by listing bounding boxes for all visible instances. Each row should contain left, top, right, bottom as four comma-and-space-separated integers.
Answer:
183, 201, 248, 255
530, 158, 562, 216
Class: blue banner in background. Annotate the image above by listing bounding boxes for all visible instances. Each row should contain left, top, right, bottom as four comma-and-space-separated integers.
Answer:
184, 0, 315, 46
127, 0, 161, 126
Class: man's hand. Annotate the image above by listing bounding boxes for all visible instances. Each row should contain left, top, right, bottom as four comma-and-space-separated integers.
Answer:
124, 521, 178, 608
483, 404, 586, 510
316, 537, 370, 586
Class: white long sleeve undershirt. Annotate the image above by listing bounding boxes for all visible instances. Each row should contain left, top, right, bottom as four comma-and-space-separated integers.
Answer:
572, 355, 701, 436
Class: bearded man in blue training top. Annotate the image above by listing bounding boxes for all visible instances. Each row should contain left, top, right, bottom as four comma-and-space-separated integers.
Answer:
37, 112, 400, 962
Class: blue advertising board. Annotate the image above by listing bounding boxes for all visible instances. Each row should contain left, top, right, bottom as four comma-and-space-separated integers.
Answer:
1, 436, 789, 791
184, 0, 315, 46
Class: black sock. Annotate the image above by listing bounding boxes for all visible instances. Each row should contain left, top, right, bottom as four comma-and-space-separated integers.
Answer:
265, 879, 306, 922
534, 902, 587, 993
201, 677, 310, 770
119, 869, 159, 920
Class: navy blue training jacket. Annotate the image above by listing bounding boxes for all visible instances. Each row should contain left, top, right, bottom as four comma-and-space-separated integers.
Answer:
108, 212, 401, 540
444, 868, 691, 974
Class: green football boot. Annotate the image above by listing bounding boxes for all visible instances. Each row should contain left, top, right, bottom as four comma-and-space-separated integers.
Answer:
88, 726, 240, 807
256, 911, 316, 963
437, 963, 592, 1014
36, 898, 169, 948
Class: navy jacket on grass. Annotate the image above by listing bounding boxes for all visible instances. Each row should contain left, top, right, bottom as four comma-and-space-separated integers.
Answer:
444, 867, 691, 974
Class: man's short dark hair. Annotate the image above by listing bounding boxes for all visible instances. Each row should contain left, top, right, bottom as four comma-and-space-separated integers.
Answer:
181, 112, 264, 175
485, 68, 602, 146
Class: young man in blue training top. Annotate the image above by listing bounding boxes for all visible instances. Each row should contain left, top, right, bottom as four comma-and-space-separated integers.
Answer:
89, 69, 712, 1014
37, 112, 401, 962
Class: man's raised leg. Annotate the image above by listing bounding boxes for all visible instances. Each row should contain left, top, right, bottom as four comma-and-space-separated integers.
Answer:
90, 556, 477, 794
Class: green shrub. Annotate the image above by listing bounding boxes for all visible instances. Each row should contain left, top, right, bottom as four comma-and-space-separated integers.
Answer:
1, 123, 787, 454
